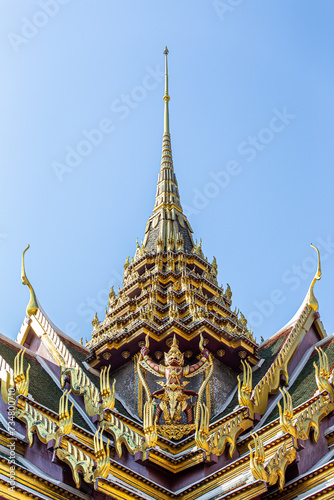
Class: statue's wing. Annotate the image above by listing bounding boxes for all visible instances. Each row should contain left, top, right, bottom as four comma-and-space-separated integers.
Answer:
139, 360, 164, 377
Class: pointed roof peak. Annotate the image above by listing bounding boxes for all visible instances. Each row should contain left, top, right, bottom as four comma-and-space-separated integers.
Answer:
142, 48, 194, 254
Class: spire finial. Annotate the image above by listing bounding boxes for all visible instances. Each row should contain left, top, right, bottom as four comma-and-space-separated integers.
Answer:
163, 46, 170, 134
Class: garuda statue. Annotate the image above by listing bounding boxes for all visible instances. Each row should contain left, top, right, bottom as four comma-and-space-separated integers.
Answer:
139, 335, 210, 425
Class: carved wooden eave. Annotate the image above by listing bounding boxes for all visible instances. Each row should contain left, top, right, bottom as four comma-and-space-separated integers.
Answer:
86, 327, 259, 372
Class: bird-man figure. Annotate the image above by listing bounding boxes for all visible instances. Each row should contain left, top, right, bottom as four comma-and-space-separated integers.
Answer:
140, 335, 210, 424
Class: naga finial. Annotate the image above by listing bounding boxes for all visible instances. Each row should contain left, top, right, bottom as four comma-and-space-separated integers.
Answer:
21, 245, 38, 317
307, 244, 322, 311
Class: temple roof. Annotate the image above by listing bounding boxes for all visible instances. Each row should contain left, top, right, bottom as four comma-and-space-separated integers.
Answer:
142, 47, 194, 254
0, 48, 332, 500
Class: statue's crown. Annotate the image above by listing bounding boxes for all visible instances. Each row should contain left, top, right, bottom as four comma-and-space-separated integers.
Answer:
169, 335, 180, 352
165, 335, 184, 365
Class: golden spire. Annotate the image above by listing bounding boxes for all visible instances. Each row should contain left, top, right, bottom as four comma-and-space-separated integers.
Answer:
141, 47, 194, 254
154, 46, 182, 213
21, 245, 38, 316
163, 46, 170, 135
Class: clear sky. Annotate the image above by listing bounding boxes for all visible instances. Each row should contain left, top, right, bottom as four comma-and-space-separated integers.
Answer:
0, 1, 333, 344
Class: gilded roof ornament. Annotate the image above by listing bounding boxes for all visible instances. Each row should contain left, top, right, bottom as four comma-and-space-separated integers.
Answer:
239, 311, 247, 328
306, 243, 322, 311
211, 256, 218, 274
225, 283, 232, 301
198, 238, 204, 258
124, 256, 130, 270
21, 244, 38, 317
313, 347, 333, 399
108, 285, 115, 307
92, 313, 100, 331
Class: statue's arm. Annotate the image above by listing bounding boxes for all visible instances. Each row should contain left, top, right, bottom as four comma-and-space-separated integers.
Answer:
186, 349, 210, 376
140, 347, 163, 375
145, 357, 161, 373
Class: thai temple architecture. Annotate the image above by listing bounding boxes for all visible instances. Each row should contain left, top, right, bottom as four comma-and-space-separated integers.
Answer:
1, 48, 334, 500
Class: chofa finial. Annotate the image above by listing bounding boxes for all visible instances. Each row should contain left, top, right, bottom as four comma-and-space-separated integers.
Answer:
21, 245, 38, 316
307, 243, 322, 311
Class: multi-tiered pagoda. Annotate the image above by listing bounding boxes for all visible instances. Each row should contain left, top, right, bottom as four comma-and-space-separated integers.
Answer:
0, 48, 333, 500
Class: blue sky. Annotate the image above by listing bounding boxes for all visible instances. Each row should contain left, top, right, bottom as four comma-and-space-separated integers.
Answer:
0, 1, 333, 344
